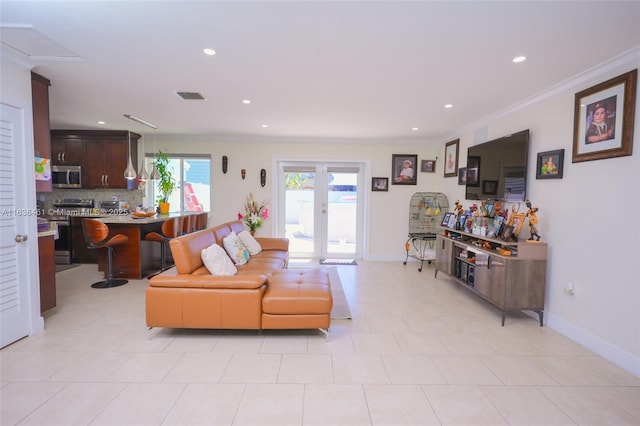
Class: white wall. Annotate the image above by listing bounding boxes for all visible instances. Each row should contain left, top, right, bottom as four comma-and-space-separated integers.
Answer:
150, 138, 443, 259
156, 51, 639, 376
441, 53, 640, 377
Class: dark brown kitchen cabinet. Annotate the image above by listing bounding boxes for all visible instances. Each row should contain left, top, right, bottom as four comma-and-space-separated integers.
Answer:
50, 130, 139, 189
32, 72, 52, 192
50, 134, 86, 165
38, 234, 56, 313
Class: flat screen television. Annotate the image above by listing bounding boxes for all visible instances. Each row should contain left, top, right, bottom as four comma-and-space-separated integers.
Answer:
465, 129, 529, 202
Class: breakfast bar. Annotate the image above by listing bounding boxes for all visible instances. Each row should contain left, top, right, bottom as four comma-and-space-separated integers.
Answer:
94, 212, 201, 279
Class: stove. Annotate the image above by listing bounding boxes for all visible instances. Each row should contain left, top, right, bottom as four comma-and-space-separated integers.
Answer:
50, 199, 95, 218
50, 199, 94, 264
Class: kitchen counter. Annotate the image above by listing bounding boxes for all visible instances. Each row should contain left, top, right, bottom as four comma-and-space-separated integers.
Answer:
96, 212, 187, 225
91, 212, 198, 279
38, 229, 58, 238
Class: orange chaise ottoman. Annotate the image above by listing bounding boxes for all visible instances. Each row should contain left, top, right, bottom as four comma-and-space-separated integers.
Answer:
261, 269, 333, 331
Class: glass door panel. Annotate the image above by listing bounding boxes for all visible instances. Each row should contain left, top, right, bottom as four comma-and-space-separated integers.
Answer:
326, 170, 357, 256
284, 169, 316, 256
281, 163, 363, 259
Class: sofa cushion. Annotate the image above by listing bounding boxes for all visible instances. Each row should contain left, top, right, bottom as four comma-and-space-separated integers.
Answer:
169, 229, 216, 274
238, 230, 262, 255
201, 243, 237, 276
223, 231, 250, 265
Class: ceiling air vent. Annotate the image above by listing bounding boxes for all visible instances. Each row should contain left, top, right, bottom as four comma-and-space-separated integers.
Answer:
176, 91, 206, 100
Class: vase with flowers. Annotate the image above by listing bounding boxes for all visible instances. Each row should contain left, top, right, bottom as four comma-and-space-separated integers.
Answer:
238, 193, 269, 235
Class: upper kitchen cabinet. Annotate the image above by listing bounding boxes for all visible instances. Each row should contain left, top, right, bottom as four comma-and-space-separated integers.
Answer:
32, 72, 52, 192
50, 131, 86, 165
81, 130, 139, 189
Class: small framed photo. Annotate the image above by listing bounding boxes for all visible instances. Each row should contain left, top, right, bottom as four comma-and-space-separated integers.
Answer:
536, 149, 564, 179
572, 69, 637, 163
392, 154, 417, 185
447, 214, 458, 228
457, 167, 467, 185
482, 180, 498, 194
444, 139, 459, 177
421, 159, 436, 173
501, 224, 515, 241
509, 212, 527, 237
441, 212, 452, 227
488, 216, 504, 237
371, 177, 389, 191
457, 212, 468, 230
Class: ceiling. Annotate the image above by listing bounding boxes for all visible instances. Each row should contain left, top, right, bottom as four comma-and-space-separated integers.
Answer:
2, 1, 639, 144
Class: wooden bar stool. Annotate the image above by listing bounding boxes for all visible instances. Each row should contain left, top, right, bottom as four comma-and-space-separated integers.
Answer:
145, 217, 181, 278
182, 214, 195, 235
195, 212, 208, 230
82, 219, 129, 289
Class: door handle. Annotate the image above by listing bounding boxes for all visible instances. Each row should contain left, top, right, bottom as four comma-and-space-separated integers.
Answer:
15, 234, 28, 243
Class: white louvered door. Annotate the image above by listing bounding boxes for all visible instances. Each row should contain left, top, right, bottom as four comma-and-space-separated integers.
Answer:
0, 103, 31, 348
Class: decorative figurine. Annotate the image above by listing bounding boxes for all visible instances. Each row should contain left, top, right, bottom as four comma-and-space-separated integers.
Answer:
453, 199, 464, 218
525, 199, 541, 241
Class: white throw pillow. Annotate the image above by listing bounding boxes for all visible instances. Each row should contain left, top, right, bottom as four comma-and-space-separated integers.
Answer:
201, 243, 237, 276
237, 230, 262, 255
222, 231, 250, 265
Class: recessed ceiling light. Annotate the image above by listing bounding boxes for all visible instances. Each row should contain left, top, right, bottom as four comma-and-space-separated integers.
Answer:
444, 104, 453, 109
261, 124, 268, 128
203, 48, 216, 56
512, 55, 526, 63
412, 127, 419, 131
242, 99, 251, 104
97, 120, 105, 125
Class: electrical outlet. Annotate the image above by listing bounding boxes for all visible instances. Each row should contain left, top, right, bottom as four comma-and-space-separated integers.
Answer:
564, 282, 575, 296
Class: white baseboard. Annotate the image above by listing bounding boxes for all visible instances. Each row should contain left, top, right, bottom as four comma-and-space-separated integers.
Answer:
546, 312, 640, 378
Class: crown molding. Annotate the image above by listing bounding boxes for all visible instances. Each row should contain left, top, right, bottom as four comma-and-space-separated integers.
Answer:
441, 45, 640, 143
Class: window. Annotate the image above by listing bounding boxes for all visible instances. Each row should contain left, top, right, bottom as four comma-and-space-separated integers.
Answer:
145, 154, 211, 213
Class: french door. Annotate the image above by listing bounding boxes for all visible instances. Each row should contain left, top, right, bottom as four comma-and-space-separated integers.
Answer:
278, 161, 364, 259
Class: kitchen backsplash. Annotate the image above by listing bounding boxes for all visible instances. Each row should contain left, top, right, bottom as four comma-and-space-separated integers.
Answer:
37, 187, 145, 212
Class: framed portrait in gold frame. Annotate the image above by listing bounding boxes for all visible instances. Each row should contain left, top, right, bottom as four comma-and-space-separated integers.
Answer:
572, 69, 637, 163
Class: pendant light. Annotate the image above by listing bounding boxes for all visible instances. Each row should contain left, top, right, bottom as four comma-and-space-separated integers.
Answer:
137, 135, 149, 182
124, 131, 137, 180
149, 132, 161, 180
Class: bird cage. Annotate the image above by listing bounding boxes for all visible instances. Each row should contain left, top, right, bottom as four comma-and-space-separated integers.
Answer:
408, 192, 449, 236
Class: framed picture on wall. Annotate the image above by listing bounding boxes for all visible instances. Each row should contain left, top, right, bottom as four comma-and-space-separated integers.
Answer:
392, 154, 417, 185
572, 69, 637, 163
444, 139, 459, 177
421, 159, 436, 173
371, 177, 389, 191
536, 149, 564, 179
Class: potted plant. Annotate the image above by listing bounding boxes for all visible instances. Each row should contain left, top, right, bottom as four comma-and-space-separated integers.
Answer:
154, 150, 176, 214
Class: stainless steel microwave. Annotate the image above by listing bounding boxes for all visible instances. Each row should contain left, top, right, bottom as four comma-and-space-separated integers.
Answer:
51, 165, 82, 188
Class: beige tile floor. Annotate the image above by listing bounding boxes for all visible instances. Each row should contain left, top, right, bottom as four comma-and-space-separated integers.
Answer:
1, 261, 639, 425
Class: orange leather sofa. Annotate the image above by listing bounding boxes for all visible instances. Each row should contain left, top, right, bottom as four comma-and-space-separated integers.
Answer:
146, 220, 332, 331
